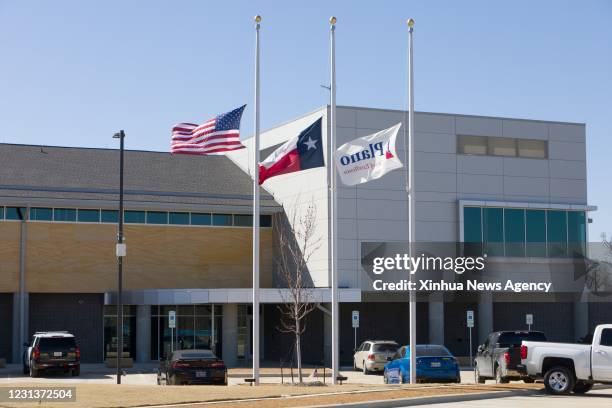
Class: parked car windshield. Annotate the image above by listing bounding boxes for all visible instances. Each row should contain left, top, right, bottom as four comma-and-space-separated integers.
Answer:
497, 332, 546, 346
373, 343, 398, 353
38, 337, 76, 351
415, 345, 451, 357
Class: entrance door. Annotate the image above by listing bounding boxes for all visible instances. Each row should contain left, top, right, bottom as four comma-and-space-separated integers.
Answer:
247, 316, 253, 361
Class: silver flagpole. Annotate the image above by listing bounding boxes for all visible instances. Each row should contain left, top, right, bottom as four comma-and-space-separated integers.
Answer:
329, 16, 340, 385
252, 14, 261, 386
406, 18, 417, 385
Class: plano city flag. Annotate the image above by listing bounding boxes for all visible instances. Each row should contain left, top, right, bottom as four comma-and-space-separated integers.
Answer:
334, 123, 403, 186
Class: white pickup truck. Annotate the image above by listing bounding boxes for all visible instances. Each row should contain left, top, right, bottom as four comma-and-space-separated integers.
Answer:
519, 324, 612, 395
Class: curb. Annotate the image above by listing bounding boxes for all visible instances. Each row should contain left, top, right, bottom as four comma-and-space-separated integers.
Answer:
304, 388, 539, 408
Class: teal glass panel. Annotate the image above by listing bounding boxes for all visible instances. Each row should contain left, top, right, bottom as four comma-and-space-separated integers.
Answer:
30, 207, 53, 221
6, 207, 26, 220
101, 210, 119, 223
125, 211, 146, 224
0, 207, 3, 219
463, 207, 483, 256
567, 211, 586, 258
234, 214, 253, 227
212, 214, 232, 226
483, 208, 504, 256
547, 210, 567, 257
191, 213, 211, 226
54, 208, 77, 222
78, 209, 100, 222
526, 210, 546, 257
504, 209, 525, 257
169, 212, 189, 225
146, 211, 168, 224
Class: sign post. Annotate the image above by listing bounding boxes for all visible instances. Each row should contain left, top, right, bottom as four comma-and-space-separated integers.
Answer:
467, 310, 474, 367
352, 311, 359, 351
526, 314, 533, 331
169, 310, 176, 354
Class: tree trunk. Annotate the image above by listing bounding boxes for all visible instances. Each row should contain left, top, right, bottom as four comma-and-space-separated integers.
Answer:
296, 318, 303, 383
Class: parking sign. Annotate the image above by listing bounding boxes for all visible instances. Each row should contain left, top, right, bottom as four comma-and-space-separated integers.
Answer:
526, 314, 533, 325
352, 310, 359, 328
467, 310, 474, 328
169, 310, 176, 328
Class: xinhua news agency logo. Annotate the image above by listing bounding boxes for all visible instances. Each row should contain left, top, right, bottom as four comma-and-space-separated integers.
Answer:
338, 141, 393, 167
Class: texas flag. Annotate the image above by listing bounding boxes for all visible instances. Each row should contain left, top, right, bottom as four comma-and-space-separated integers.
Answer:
259, 118, 325, 184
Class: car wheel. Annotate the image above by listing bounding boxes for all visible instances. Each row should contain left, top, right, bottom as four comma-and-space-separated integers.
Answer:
544, 366, 575, 395
495, 365, 509, 384
29, 364, 38, 378
474, 366, 486, 384
572, 381, 593, 394
353, 359, 358, 371
22, 365, 29, 375
362, 361, 369, 375
383, 370, 388, 384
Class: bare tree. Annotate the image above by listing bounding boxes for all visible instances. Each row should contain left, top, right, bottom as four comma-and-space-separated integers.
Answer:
275, 200, 322, 384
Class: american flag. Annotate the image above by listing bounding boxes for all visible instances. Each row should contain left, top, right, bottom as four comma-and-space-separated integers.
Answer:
171, 105, 246, 155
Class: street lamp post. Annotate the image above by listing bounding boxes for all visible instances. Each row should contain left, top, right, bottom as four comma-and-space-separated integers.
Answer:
113, 130, 126, 385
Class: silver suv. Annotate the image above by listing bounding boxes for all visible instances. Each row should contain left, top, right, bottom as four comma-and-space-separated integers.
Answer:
353, 340, 399, 374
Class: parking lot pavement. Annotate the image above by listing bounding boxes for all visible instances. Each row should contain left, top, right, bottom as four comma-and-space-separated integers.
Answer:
0, 364, 500, 387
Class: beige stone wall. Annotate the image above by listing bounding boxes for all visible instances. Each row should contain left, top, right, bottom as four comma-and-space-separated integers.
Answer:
0, 223, 20, 292
0, 222, 273, 293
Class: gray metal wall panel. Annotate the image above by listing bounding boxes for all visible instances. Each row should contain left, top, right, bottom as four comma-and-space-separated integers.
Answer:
493, 302, 575, 342
28, 294, 104, 363
0, 294, 12, 361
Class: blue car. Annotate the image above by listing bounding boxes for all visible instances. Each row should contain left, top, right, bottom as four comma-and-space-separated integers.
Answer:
384, 344, 461, 384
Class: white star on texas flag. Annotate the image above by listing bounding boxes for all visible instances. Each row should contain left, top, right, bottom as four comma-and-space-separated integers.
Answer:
304, 136, 318, 150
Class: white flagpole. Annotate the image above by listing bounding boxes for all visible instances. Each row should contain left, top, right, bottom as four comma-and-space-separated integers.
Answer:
406, 18, 417, 385
329, 16, 340, 385
252, 14, 261, 386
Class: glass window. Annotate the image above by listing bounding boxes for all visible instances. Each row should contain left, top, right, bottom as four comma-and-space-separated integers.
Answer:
169, 212, 189, 225
101, 210, 119, 223
191, 213, 211, 226
233, 214, 253, 227
6, 207, 26, 220
463, 207, 483, 255
78, 209, 100, 222
146, 211, 168, 225
30, 207, 53, 221
601, 329, 612, 347
547, 210, 567, 257
518, 139, 547, 159
504, 209, 525, 257
483, 208, 504, 256
54, 208, 76, 222
213, 214, 232, 226
526, 210, 546, 257
0, 206, 3, 219
458, 135, 487, 155
261, 215, 272, 228
567, 211, 586, 258
488, 137, 517, 157
125, 210, 146, 224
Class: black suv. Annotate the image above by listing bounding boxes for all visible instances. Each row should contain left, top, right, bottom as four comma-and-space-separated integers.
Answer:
23, 332, 80, 377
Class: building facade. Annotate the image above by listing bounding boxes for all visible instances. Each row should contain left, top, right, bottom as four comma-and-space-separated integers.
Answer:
1, 105, 605, 366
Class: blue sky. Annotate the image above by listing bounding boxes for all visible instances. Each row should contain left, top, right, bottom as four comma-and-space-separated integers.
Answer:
0, 0, 610, 239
